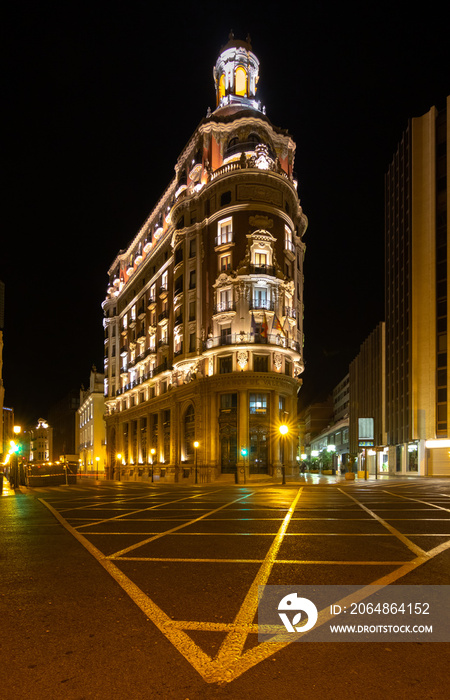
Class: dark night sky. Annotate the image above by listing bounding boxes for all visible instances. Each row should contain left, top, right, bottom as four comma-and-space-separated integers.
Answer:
2, 0, 449, 424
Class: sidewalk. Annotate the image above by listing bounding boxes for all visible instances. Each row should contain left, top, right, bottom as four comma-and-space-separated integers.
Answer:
1, 475, 16, 496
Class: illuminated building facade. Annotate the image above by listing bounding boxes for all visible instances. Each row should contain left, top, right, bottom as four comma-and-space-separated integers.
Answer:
103, 36, 307, 481
77, 366, 106, 476
29, 418, 53, 463
385, 96, 449, 475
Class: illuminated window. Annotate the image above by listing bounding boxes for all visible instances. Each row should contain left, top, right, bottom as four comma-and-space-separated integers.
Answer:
254, 252, 267, 267
220, 254, 232, 271
219, 74, 226, 100
218, 217, 233, 245
249, 393, 267, 414
235, 67, 247, 96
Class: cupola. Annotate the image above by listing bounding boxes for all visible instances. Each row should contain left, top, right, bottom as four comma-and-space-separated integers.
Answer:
213, 32, 262, 113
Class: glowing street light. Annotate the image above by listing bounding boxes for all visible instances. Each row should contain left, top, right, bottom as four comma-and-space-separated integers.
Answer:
150, 448, 156, 482
279, 424, 289, 484
194, 441, 199, 484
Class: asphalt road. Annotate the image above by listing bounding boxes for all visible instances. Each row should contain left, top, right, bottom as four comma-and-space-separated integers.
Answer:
1, 478, 450, 699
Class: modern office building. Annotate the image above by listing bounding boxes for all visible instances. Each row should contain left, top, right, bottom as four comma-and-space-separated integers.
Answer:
385, 96, 449, 475
349, 322, 387, 474
103, 36, 307, 481
77, 366, 106, 477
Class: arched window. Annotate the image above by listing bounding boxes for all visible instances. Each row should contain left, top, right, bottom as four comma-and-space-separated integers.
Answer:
235, 67, 247, 96
219, 74, 226, 100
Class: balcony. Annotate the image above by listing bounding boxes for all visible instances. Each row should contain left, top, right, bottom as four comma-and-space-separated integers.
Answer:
249, 299, 275, 312
137, 305, 146, 320
284, 240, 295, 254
214, 233, 234, 248
213, 300, 236, 315
147, 297, 157, 310
283, 307, 297, 319
224, 140, 276, 161
249, 263, 275, 277
159, 285, 168, 300
203, 332, 300, 353
174, 314, 183, 327
158, 310, 169, 325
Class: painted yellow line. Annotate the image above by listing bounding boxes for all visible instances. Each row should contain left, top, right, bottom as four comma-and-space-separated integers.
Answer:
74, 492, 214, 530
337, 488, 427, 557
83, 531, 402, 537
204, 537, 450, 683
108, 492, 256, 558
114, 556, 408, 565
383, 489, 450, 513
202, 487, 303, 683
40, 491, 450, 687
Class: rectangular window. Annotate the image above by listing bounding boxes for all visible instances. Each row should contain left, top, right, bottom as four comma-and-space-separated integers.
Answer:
189, 269, 196, 289
220, 253, 232, 271
249, 393, 268, 414
189, 332, 196, 353
220, 393, 237, 409
254, 252, 267, 266
189, 239, 197, 258
254, 355, 268, 372
220, 326, 232, 344
218, 218, 233, 245
219, 356, 233, 374
174, 275, 183, 295
189, 300, 196, 321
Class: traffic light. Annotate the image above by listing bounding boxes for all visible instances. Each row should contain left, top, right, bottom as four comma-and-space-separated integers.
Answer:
240, 448, 248, 457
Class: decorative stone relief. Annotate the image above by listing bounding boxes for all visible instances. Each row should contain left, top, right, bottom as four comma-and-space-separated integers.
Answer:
273, 353, 282, 371
237, 350, 248, 369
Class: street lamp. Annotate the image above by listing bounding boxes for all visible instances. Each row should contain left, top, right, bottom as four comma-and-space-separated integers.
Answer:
150, 448, 156, 482
194, 441, 199, 484
95, 456, 100, 480
279, 424, 289, 484
116, 453, 122, 482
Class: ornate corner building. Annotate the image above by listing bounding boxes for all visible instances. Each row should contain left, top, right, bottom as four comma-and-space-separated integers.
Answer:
102, 36, 308, 481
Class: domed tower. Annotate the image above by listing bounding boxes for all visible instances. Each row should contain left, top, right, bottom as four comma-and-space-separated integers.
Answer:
102, 38, 307, 482
213, 33, 261, 113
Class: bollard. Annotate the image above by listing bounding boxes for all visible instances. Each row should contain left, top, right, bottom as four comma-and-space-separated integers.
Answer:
281, 466, 286, 485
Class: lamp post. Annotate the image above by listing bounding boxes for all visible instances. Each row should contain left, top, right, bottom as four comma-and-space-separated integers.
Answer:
194, 441, 199, 484
95, 456, 100, 481
116, 453, 122, 481
279, 424, 289, 484
150, 448, 156, 482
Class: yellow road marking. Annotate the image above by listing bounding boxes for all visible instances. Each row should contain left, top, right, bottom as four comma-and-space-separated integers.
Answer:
74, 492, 214, 530
337, 488, 427, 557
383, 489, 450, 513
39, 487, 450, 687
108, 492, 256, 558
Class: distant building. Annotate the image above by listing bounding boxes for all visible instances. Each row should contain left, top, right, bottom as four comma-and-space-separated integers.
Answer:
349, 323, 387, 474
102, 36, 307, 481
48, 389, 80, 461
77, 366, 106, 476
307, 375, 350, 471
385, 97, 449, 475
29, 418, 53, 463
